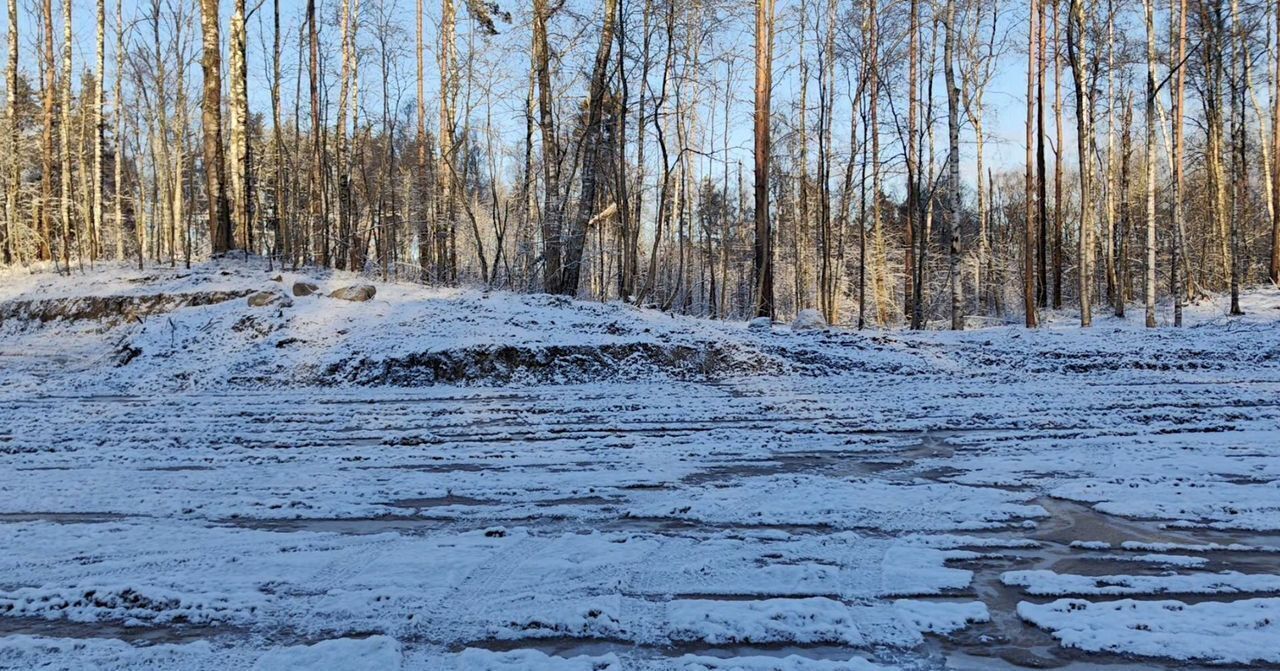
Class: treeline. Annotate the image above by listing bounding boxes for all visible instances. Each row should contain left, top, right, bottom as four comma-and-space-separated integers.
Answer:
2, 0, 1279, 328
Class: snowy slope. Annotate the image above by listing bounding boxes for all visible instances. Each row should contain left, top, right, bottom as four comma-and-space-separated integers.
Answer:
2, 261, 1279, 669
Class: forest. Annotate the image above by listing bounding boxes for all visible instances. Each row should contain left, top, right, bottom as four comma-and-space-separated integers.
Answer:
4, 3, 1280, 667
2, 0, 1279, 328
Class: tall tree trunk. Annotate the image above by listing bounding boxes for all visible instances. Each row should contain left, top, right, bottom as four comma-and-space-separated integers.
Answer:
200, 0, 232, 254
1052, 0, 1064, 308
416, 0, 430, 278
1024, 0, 1040, 327
944, 0, 962, 330
437, 0, 455, 283
174, 1, 190, 268
4, 0, 17, 264
1144, 0, 1158, 327
151, 0, 172, 265
752, 0, 775, 318
1203, 1, 1229, 291
1229, 0, 1245, 315
818, 0, 836, 322
230, 0, 250, 252
306, 0, 327, 266
533, 0, 562, 293
1273, 0, 1280, 284
868, 0, 888, 325
1036, 0, 1048, 308
1067, 0, 1093, 326
1107, 0, 1121, 316
39, 0, 54, 262
92, 0, 105, 264
60, 0, 73, 270
1171, 0, 1187, 325
796, 0, 812, 313
271, 0, 285, 264
561, 0, 620, 297
114, 0, 126, 264
905, 0, 918, 327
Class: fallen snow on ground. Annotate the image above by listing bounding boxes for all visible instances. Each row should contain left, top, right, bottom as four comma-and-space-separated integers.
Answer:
1017, 598, 1280, 664
1, 261, 1279, 669
1002, 569, 1280, 596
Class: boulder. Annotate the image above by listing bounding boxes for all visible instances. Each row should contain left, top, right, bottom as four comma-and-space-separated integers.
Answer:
747, 316, 773, 332
292, 281, 320, 297
247, 291, 293, 308
791, 308, 827, 332
329, 284, 377, 302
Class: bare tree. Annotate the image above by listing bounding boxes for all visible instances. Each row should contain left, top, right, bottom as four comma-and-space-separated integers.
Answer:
200, 0, 232, 254
905, 0, 918, 325
561, 0, 620, 296
93, 0, 105, 264
533, 0, 561, 293
60, 0, 72, 270
114, 0, 126, 264
229, 0, 250, 251
1171, 0, 1187, 325
39, 0, 55, 262
944, 0, 962, 329
4, 0, 16, 264
1144, 0, 1157, 327
1024, 0, 1040, 327
437, 0, 456, 283
753, 0, 775, 318
1273, 0, 1280, 284
1067, 0, 1093, 326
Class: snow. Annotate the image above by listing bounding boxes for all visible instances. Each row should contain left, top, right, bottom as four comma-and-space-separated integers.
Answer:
1017, 598, 1280, 664
1002, 570, 1280, 596
253, 637, 402, 671
889, 600, 990, 634
451, 648, 622, 670
791, 309, 828, 331
671, 654, 889, 670
1, 261, 1279, 668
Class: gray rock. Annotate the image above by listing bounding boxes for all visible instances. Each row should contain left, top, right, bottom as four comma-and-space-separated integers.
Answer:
247, 291, 293, 308
329, 284, 377, 302
791, 308, 827, 332
292, 281, 320, 297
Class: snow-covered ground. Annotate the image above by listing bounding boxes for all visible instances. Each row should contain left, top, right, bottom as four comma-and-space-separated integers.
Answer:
1, 261, 1278, 670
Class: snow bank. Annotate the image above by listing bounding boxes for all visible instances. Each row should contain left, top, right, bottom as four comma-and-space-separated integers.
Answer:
1002, 570, 1280, 596
253, 636, 402, 670
672, 654, 889, 670
1018, 597, 1280, 664
451, 648, 620, 670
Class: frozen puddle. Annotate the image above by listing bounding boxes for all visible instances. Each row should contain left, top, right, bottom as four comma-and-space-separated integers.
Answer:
940, 497, 1280, 667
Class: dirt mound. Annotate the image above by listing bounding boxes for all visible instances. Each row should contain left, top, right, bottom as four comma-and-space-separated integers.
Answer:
0, 290, 255, 328
319, 341, 791, 386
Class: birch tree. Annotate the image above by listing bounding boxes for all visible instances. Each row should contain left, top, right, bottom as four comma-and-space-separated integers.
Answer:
200, 0, 232, 254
